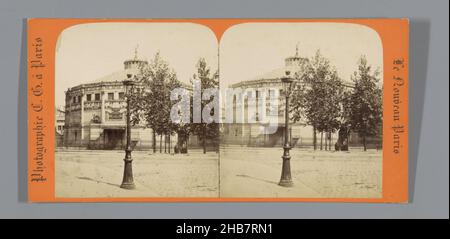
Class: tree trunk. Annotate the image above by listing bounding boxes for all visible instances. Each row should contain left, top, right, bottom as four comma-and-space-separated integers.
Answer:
168, 134, 171, 154
264, 132, 267, 147
363, 134, 367, 151
152, 130, 156, 153
186, 134, 189, 154
289, 127, 292, 146
164, 134, 167, 153
203, 127, 207, 154
320, 132, 323, 150
159, 134, 162, 153
329, 132, 332, 151
330, 132, 333, 151
313, 125, 317, 150
326, 132, 329, 151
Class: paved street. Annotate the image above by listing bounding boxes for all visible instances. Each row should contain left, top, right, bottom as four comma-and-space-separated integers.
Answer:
220, 146, 382, 198
55, 147, 381, 199
55, 149, 219, 198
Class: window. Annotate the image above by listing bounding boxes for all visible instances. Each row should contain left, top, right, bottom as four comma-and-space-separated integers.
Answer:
108, 93, 114, 100
95, 93, 100, 101
86, 94, 91, 101
119, 92, 125, 100
77, 95, 81, 103
58, 126, 62, 131
72, 96, 76, 103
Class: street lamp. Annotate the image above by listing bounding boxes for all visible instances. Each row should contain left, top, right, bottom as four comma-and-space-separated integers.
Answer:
120, 73, 136, 189
279, 70, 294, 187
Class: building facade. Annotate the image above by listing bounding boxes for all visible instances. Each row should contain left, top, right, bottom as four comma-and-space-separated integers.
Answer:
62, 54, 159, 150
220, 48, 316, 147
220, 48, 381, 149
55, 106, 65, 147
55, 107, 65, 135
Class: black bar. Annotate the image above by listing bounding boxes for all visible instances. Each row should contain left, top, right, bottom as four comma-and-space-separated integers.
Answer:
0, 219, 448, 238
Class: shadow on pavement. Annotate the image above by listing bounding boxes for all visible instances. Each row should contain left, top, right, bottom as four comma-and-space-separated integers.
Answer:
236, 174, 278, 185
77, 176, 121, 187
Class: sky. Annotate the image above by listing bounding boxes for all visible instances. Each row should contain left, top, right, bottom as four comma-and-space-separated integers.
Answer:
55, 22, 383, 107
55, 22, 218, 107
220, 22, 383, 88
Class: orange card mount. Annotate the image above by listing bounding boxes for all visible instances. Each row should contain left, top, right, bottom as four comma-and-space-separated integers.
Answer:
27, 19, 409, 203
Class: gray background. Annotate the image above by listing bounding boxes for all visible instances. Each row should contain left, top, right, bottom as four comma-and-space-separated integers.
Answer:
0, 0, 448, 218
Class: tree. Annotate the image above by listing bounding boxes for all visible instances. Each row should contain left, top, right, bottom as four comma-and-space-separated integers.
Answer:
190, 58, 219, 154
336, 88, 353, 151
347, 56, 382, 151
130, 52, 181, 153
320, 67, 345, 151
291, 50, 344, 150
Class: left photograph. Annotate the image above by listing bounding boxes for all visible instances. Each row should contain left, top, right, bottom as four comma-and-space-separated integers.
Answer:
54, 23, 219, 198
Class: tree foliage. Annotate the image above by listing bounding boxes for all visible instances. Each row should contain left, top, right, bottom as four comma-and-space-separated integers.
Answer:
346, 56, 382, 150
291, 50, 345, 149
129, 52, 182, 152
189, 58, 219, 153
144, 52, 181, 136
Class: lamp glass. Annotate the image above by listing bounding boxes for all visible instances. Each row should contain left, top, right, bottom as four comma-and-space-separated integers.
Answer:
281, 77, 293, 95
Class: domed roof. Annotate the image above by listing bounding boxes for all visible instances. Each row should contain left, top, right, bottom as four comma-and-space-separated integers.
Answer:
85, 46, 146, 85
85, 68, 140, 85
231, 44, 308, 88
124, 45, 148, 68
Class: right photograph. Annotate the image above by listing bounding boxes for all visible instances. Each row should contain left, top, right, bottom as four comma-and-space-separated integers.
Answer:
219, 23, 383, 198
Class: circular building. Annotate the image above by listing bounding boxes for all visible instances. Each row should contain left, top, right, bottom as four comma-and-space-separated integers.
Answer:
63, 54, 153, 150
220, 47, 315, 147
221, 46, 381, 150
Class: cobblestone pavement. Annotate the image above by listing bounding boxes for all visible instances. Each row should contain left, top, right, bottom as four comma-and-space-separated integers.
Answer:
55, 147, 381, 199
219, 146, 382, 198
55, 149, 219, 198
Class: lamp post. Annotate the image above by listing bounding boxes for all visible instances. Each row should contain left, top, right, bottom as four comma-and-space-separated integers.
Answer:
120, 74, 136, 189
279, 70, 294, 187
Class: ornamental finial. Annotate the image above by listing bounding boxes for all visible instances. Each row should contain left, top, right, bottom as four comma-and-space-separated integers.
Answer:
134, 44, 139, 60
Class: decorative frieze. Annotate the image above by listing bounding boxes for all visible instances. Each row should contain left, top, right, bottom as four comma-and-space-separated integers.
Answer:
83, 101, 102, 110
106, 107, 124, 121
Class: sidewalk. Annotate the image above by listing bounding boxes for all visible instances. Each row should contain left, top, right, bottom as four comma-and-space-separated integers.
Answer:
55, 150, 219, 198
220, 147, 382, 198
220, 158, 321, 198
55, 148, 381, 199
